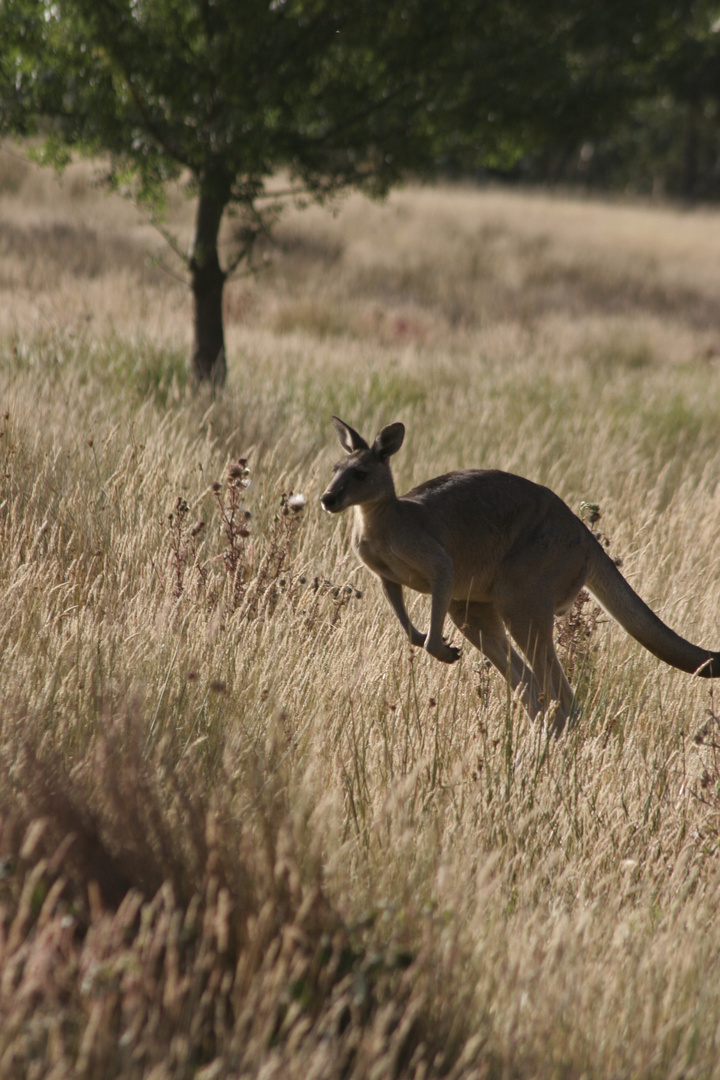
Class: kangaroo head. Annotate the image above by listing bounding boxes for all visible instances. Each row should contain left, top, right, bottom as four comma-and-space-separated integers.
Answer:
320, 416, 405, 513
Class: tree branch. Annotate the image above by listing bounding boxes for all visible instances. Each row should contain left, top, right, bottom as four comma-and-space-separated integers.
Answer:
124, 75, 195, 172
149, 255, 191, 287
299, 79, 417, 150
253, 184, 315, 201
148, 215, 189, 266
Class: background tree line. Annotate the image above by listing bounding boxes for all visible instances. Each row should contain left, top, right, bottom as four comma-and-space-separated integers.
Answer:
492, 1, 720, 200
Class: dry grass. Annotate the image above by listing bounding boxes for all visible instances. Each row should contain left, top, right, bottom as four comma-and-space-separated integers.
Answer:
2, 141, 720, 1077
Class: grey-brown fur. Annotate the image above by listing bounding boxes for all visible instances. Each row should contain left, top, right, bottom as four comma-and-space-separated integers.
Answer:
321, 416, 720, 734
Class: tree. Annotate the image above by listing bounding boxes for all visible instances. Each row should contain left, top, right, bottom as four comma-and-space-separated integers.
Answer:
1, 0, 670, 386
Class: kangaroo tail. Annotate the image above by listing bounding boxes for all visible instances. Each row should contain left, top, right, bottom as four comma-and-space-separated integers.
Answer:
586, 545, 720, 678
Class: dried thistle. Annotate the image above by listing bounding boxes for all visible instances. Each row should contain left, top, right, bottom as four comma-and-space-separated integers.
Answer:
167, 497, 206, 597
305, 574, 363, 629
238, 491, 303, 618
211, 459, 253, 608
557, 501, 622, 679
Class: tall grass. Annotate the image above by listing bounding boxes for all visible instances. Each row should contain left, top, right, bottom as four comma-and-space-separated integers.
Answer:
2, 143, 720, 1077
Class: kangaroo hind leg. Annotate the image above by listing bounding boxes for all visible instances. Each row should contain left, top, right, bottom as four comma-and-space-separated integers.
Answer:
500, 603, 575, 735
448, 600, 545, 721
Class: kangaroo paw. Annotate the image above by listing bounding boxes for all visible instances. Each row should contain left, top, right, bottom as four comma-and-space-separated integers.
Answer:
425, 638, 461, 664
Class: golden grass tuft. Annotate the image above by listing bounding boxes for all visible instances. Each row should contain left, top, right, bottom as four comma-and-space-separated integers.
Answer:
2, 142, 720, 1076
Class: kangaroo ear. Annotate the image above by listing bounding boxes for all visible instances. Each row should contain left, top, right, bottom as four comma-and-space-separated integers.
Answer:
331, 416, 369, 454
372, 422, 405, 461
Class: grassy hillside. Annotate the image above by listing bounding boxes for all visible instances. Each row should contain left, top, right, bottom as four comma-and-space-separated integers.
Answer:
2, 143, 720, 1078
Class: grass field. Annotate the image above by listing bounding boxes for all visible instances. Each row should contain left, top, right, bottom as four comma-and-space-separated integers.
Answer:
2, 142, 720, 1078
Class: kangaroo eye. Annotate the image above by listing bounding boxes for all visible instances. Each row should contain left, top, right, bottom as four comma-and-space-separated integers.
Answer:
354, 469, 368, 481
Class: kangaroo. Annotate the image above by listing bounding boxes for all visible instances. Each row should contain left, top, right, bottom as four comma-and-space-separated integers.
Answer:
320, 416, 720, 733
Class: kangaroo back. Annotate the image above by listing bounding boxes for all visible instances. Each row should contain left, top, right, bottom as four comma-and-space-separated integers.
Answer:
587, 545, 720, 677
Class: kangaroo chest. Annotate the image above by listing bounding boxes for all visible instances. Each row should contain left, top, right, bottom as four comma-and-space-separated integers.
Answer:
353, 531, 432, 594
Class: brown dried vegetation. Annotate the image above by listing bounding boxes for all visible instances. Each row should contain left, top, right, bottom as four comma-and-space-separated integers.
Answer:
2, 146, 720, 1077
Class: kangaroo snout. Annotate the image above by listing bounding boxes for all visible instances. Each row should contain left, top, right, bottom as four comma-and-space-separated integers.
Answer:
320, 489, 341, 513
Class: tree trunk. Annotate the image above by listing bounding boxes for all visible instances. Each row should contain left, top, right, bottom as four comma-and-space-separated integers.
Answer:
189, 188, 227, 387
